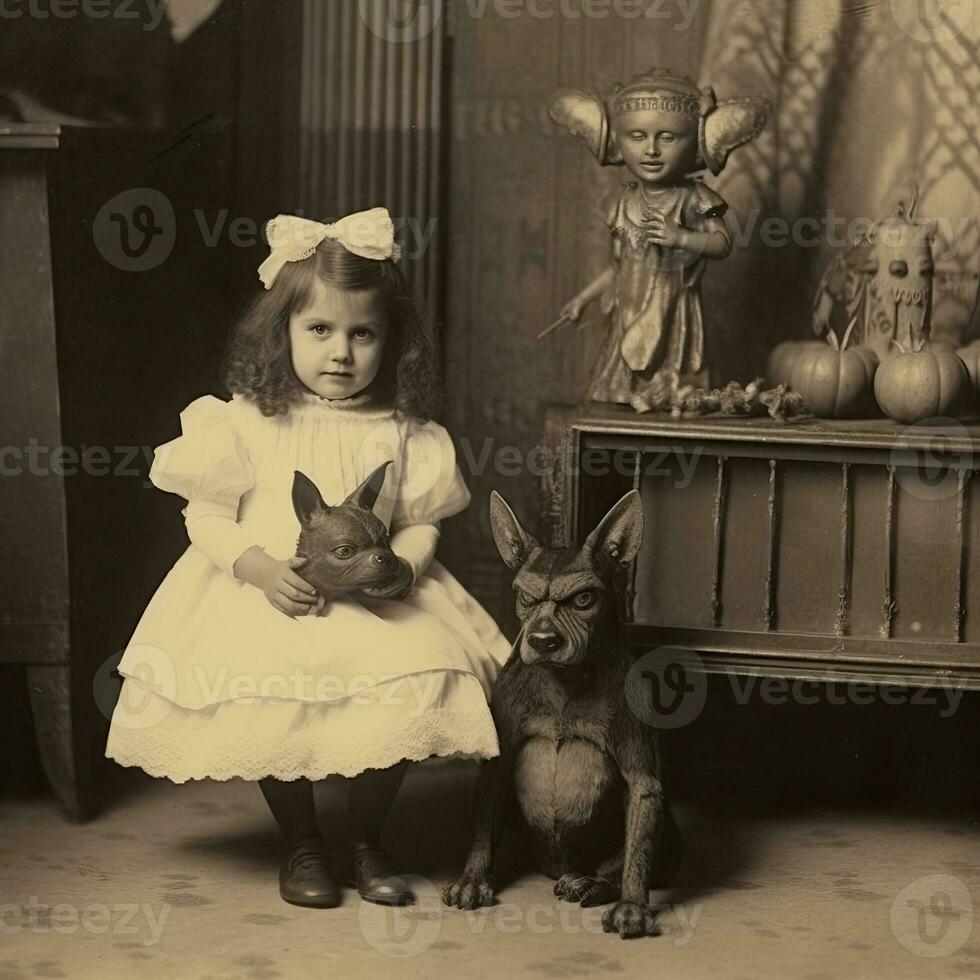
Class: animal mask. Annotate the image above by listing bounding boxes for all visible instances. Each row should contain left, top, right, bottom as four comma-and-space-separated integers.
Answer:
292, 462, 402, 600
489, 489, 644, 668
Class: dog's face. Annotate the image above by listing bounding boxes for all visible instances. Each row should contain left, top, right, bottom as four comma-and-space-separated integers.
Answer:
292, 463, 401, 598
489, 490, 644, 668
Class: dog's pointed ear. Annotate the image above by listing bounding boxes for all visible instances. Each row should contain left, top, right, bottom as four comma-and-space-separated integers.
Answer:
583, 490, 644, 566
292, 470, 330, 526
490, 491, 541, 571
345, 461, 392, 512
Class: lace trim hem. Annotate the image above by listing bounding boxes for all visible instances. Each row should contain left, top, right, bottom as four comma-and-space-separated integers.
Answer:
105, 707, 499, 783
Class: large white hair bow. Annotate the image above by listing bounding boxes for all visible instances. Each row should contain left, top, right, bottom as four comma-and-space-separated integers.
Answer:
258, 207, 402, 289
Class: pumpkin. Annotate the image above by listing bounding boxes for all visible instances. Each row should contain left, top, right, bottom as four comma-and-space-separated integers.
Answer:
789, 322, 879, 419
873, 339, 969, 423
766, 339, 826, 388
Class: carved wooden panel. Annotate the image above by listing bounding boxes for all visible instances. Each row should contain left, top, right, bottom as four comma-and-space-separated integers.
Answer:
546, 406, 980, 684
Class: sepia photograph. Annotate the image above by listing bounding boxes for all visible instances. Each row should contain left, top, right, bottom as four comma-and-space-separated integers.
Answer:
1, 0, 979, 976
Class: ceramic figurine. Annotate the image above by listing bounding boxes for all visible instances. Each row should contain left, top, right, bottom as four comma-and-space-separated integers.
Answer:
547, 68, 769, 412
813, 190, 940, 363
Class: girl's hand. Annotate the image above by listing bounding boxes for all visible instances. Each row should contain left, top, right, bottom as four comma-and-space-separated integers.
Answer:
309, 594, 330, 617
361, 557, 414, 601
233, 547, 321, 617
262, 555, 320, 618
645, 212, 686, 250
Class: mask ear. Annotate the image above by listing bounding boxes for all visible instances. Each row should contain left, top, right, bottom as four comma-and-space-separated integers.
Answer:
292, 470, 330, 526
490, 491, 542, 572
582, 490, 644, 566
345, 461, 392, 512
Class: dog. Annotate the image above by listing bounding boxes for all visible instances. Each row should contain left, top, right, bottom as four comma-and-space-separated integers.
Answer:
291, 462, 411, 610
442, 489, 678, 939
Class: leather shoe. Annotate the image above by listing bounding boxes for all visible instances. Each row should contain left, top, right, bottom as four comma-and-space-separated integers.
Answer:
349, 844, 414, 906
279, 838, 341, 908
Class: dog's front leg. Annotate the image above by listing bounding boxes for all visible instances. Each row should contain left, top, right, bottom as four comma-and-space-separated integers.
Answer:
603, 729, 665, 939
442, 756, 511, 909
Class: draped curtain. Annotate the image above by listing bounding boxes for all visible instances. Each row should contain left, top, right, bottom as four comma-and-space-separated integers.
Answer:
697, 0, 979, 382
294, 0, 447, 310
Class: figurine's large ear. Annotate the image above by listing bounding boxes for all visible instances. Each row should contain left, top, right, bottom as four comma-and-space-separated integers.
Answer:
582, 490, 644, 567
344, 461, 392, 513
549, 88, 615, 165
293, 470, 330, 526
490, 491, 542, 571
700, 97, 770, 176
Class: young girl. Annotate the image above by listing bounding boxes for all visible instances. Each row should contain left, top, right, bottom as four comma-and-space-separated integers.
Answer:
106, 207, 512, 909
551, 68, 768, 411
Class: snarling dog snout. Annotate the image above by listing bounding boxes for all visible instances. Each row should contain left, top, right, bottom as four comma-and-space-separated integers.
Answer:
517, 596, 586, 666
489, 490, 644, 668
527, 629, 562, 655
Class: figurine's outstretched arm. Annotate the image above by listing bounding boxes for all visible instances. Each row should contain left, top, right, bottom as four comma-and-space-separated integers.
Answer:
562, 266, 615, 322
559, 236, 623, 323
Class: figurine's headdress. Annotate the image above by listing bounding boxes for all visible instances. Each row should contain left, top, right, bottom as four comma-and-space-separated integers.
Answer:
549, 67, 769, 176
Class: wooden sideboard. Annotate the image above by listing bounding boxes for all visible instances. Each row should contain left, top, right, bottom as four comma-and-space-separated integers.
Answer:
542, 405, 980, 687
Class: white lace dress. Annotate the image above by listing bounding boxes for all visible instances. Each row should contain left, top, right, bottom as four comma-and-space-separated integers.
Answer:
104, 392, 512, 782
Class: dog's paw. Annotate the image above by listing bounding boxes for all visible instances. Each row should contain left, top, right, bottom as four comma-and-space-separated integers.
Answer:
601, 901, 661, 939
442, 872, 495, 910
554, 874, 620, 907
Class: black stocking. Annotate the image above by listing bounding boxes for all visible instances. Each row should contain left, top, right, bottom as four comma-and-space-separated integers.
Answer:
346, 762, 409, 847
259, 777, 319, 844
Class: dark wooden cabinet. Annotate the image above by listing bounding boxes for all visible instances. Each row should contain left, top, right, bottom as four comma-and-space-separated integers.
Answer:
543, 406, 980, 687
1, 124, 88, 816
1, 122, 251, 819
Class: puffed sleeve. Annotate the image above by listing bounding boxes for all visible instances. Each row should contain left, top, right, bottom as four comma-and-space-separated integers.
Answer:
689, 180, 729, 222
389, 420, 471, 529
149, 395, 254, 505
150, 396, 261, 575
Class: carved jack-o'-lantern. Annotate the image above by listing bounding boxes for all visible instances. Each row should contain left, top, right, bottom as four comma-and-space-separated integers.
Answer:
813, 191, 938, 363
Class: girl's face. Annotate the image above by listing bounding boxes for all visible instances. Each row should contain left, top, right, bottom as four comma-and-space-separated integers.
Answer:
613, 108, 699, 185
289, 278, 389, 400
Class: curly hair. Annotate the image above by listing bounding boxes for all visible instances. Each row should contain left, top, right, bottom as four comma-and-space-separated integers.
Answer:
221, 238, 440, 420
